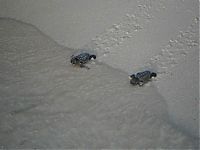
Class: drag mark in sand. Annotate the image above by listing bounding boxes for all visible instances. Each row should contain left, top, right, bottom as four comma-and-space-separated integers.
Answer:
83, 0, 166, 57
145, 16, 199, 78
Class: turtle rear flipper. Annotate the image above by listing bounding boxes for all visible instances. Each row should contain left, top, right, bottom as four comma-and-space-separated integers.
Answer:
130, 77, 140, 86
71, 57, 79, 64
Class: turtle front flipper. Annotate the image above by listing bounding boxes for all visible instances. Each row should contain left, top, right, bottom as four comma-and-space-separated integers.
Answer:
138, 81, 144, 86
80, 64, 90, 70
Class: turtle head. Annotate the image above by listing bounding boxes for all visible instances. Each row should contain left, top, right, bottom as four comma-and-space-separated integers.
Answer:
150, 72, 157, 78
129, 74, 136, 80
89, 55, 96, 60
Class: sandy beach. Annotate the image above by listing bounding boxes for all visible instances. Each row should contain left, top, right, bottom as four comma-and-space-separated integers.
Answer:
0, 0, 199, 148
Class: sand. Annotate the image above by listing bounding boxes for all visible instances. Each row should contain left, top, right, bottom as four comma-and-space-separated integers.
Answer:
0, 17, 198, 149
0, 0, 199, 149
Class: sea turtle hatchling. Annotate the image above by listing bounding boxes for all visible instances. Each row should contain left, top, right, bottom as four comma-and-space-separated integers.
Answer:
70, 52, 96, 69
129, 70, 157, 86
